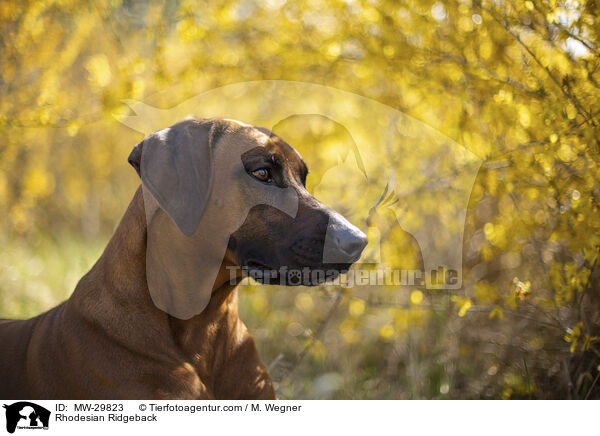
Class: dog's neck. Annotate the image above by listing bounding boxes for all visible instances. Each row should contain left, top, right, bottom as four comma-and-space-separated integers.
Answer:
74, 186, 245, 356
103, 186, 241, 289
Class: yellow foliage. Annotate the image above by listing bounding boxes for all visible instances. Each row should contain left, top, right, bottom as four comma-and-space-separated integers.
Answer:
379, 324, 395, 340
410, 290, 423, 305
489, 306, 503, 320
474, 281, 498, 304
453, 297, 472, 318
295, 292, 314, 313
1, 0, 599, 400
348, 299, 365, 317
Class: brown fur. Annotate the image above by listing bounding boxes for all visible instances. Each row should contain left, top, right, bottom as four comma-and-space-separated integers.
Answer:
0, 118, 367, 399
0, 188, 274, 399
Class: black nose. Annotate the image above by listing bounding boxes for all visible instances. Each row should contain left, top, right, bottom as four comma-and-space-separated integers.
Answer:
324, 212, 368, 263
334, 229, 368, 260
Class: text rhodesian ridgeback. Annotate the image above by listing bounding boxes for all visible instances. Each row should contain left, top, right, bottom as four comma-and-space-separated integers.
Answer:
0, 118, 367, 399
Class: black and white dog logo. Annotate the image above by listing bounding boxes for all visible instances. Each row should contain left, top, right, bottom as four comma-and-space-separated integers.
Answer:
3, 402, 50, 434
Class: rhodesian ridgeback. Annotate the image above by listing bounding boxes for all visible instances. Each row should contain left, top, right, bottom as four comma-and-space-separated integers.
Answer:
0, 118, 367, 399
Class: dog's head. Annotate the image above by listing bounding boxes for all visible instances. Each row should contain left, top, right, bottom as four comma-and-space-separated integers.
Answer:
129, 118, 367, 319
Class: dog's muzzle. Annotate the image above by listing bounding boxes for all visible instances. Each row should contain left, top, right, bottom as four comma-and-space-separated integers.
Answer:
322, 211, 368, 264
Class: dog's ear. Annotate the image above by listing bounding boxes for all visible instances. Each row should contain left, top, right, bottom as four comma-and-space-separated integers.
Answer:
128, 119, 214, 237
128, 141, 143, 176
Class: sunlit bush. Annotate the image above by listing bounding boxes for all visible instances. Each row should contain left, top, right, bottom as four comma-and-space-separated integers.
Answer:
1, 0, 598, 398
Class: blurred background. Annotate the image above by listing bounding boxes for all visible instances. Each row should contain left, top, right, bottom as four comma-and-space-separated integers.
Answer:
1, 0, 599, 399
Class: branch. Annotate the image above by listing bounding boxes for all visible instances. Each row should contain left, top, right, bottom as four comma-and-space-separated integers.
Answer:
477, 2, 596, 127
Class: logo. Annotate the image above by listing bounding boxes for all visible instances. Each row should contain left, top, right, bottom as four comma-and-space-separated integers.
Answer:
118, 80, 482, 319
3, 402, 50, 434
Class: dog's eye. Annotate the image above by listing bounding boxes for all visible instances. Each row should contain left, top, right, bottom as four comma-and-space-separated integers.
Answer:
251, 168, 272, 183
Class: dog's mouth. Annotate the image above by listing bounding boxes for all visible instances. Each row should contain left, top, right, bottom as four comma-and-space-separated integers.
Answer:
242, 259, 351, 286
245, 259, 274, 272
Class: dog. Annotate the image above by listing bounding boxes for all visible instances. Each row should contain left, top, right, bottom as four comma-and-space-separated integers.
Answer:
3, 402, 50, 433
0, 117, 367, 399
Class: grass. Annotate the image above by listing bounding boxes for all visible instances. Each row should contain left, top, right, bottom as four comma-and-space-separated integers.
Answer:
0, 231, 458, 399
0, 233, 106, 319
